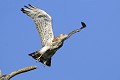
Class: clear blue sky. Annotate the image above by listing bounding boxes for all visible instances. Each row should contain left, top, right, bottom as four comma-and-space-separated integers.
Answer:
0, 0, 120, 80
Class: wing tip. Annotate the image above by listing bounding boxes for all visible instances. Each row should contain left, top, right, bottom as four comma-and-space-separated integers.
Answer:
21, 8, 24, 11
21, 8, 27, 13
21, 4, 37, 14
28, 4, 35, 8
81, 22, 86, 29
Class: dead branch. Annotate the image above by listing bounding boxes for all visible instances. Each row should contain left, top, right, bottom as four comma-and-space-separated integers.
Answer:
0, 66, 37, 80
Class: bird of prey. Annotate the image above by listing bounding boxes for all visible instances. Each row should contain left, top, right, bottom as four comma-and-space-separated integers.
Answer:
21, 4, 86, 67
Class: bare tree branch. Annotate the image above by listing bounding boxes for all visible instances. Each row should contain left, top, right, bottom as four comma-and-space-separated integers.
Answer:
0, 66, 37, 80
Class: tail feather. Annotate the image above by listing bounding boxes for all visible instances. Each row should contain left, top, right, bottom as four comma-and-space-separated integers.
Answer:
28, 51, 51, 67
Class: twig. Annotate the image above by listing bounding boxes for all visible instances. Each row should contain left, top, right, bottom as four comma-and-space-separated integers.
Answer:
0, 66, 37, 80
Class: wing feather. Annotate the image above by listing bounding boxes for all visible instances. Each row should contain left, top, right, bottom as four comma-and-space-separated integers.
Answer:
21, 4, 54, 47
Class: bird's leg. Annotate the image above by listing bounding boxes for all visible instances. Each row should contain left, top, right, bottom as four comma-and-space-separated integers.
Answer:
36, 52, 44, 61
36, 54, 42, 61
36, 46, 50, 61
34, 51, 42, 61
67, 22, 86, 39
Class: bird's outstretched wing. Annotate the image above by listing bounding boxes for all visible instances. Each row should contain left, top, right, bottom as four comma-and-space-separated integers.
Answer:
66, 22, 86, 39
21, 4, 54, 47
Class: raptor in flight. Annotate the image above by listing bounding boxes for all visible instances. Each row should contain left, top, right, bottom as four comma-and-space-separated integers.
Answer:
21, 4, 86, 67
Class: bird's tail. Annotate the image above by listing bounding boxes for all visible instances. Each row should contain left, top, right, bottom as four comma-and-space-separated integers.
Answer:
28, 51, 51, 67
